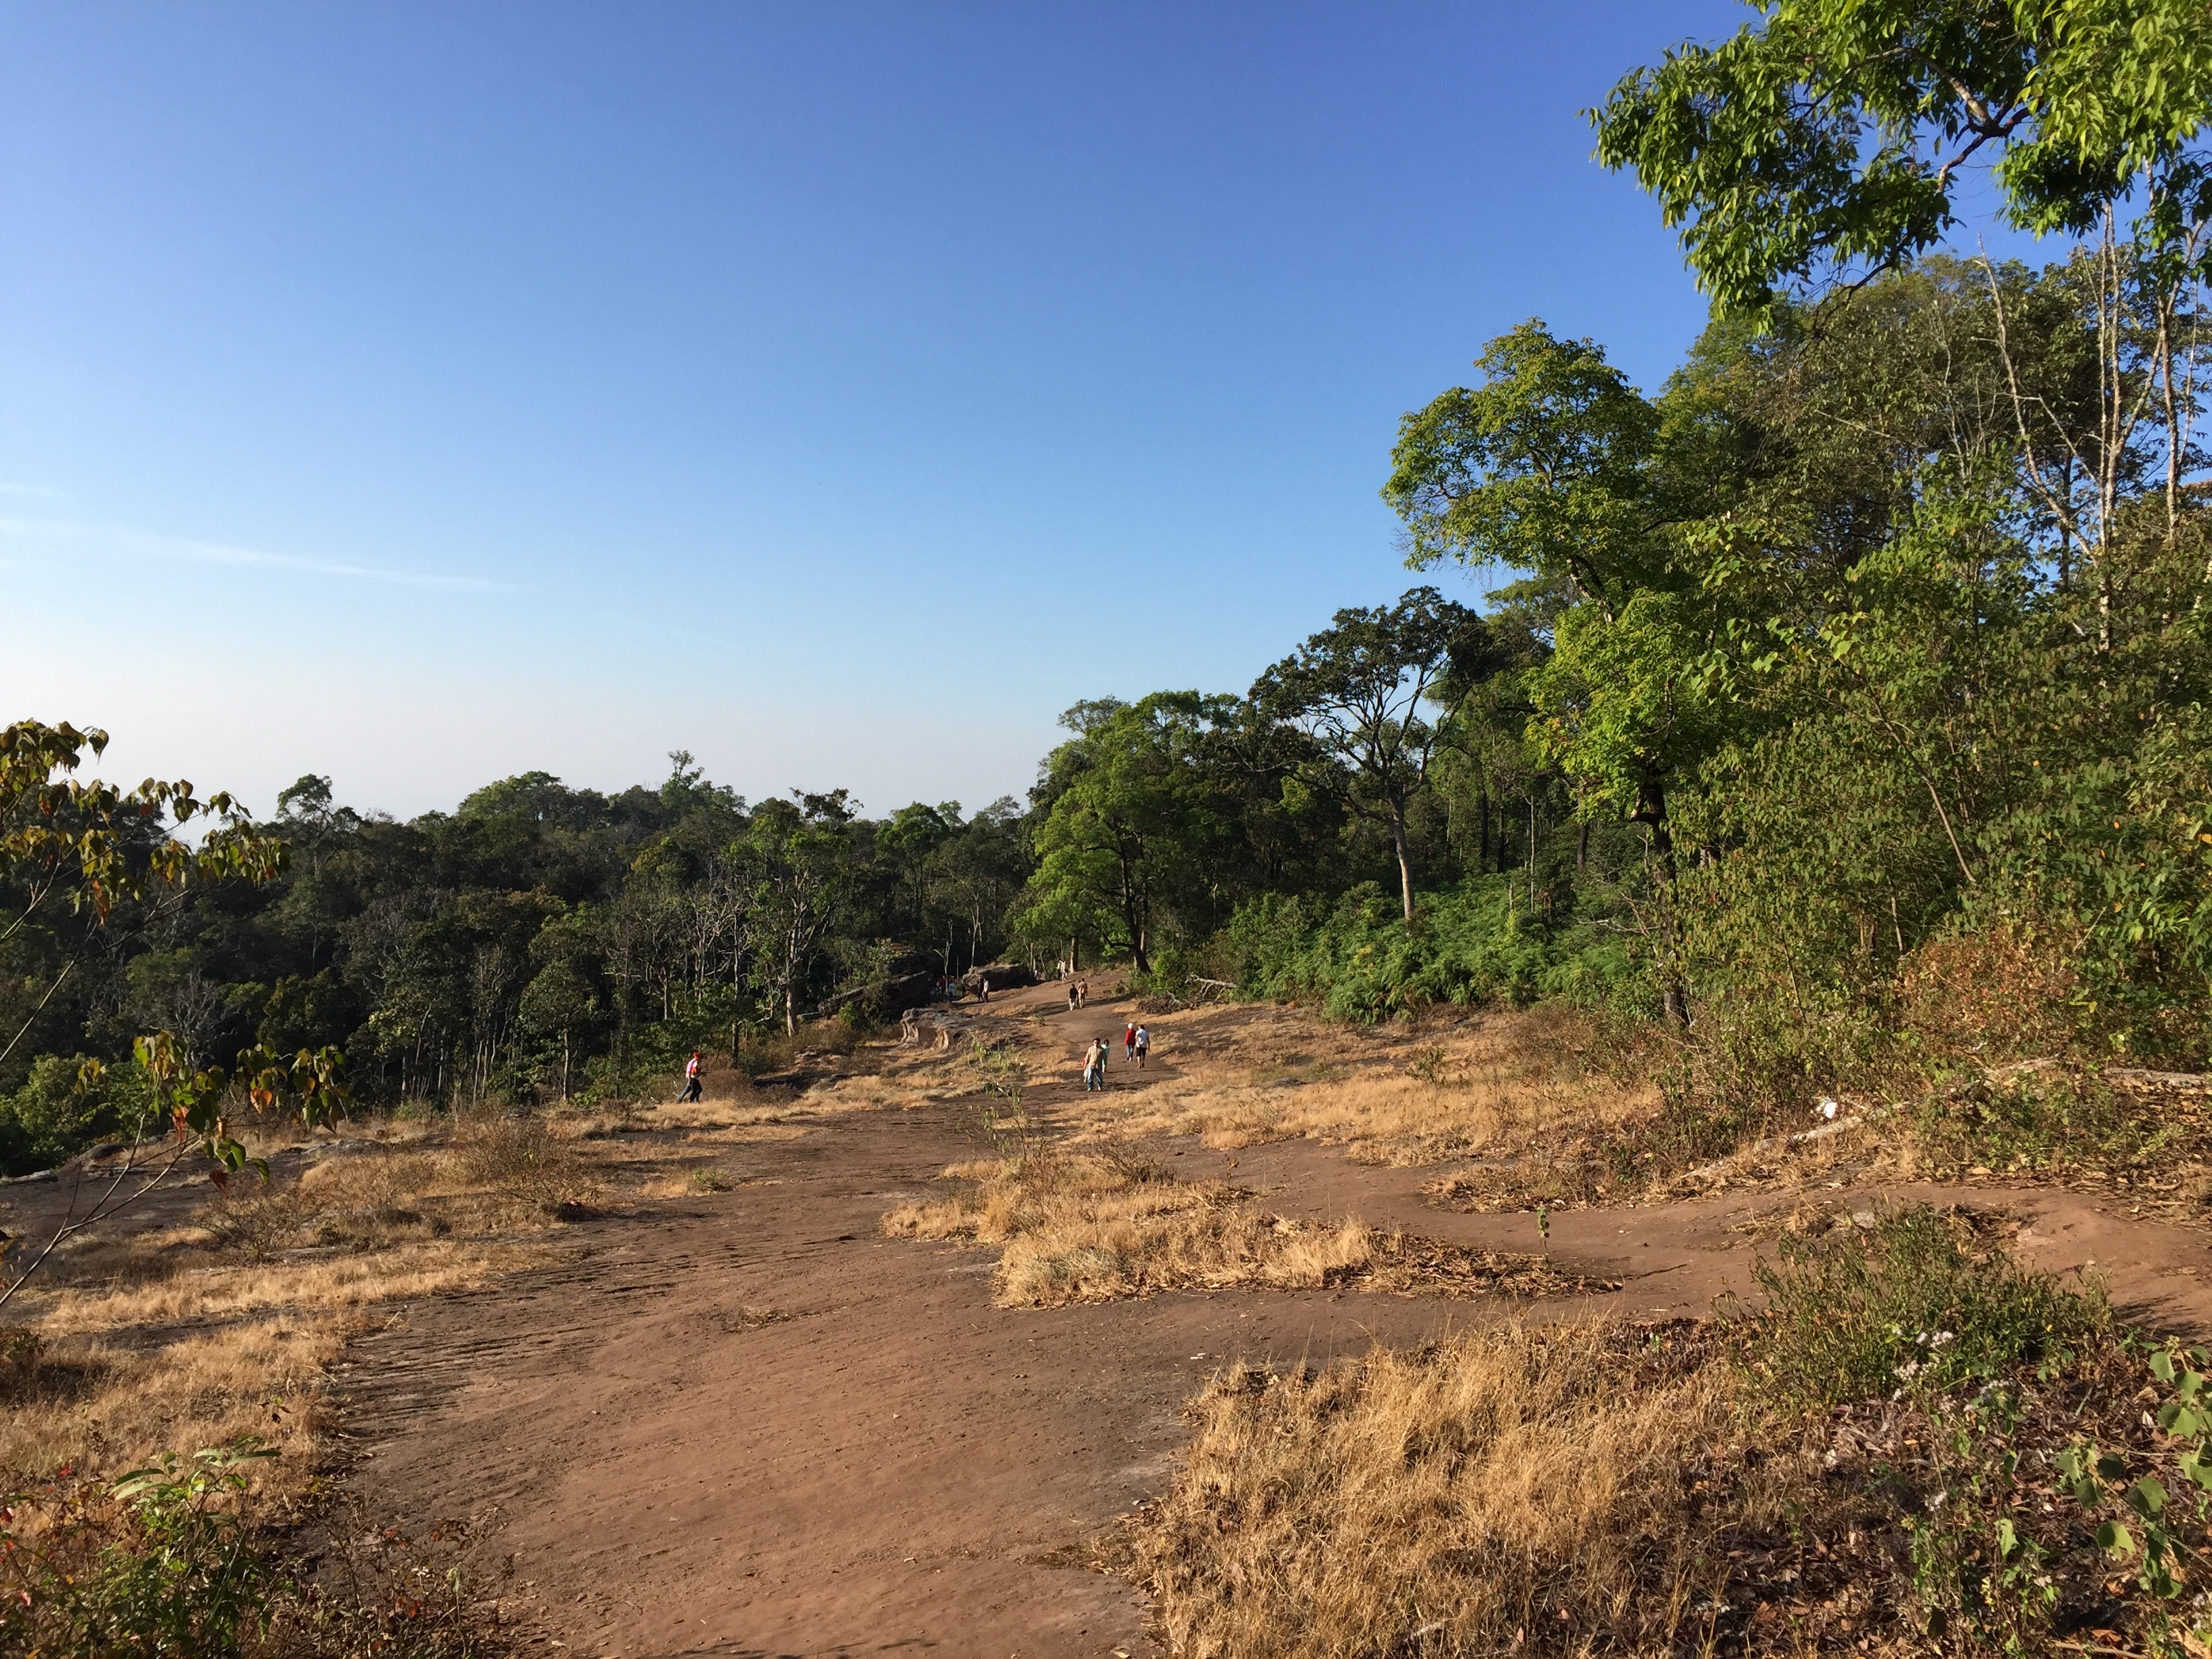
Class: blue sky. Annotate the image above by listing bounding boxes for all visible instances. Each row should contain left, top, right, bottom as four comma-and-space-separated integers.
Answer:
4, 0, 1761, 820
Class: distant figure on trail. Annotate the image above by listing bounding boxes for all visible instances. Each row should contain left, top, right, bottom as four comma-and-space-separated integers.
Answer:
1123, 1023, 1136, 1061
979, 975, 991, 1002
1066, 983, 1079, 1012
679, 1050, 703, 1103
1076, 979, 1088, 1008
1134, 1025, 1149, 1067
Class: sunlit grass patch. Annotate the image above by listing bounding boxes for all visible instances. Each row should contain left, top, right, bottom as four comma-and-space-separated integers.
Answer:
882, 1151, 1615, 1307
1133, 1323, 1735, 1658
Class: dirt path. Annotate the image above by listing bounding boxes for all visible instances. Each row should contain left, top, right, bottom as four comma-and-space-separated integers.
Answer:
337, 983, 2212, 1657
342, 1105, 1456, 1658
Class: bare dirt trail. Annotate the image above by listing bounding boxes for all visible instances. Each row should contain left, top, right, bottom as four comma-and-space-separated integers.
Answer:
337, 980, 2212, 1657
341, 1096, 1456, 1659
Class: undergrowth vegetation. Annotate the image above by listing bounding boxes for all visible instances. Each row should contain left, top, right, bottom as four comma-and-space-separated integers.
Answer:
1, 1444, 506, 1656
1224, 876, 1639, 1023
1131, 1207, 2212, 1656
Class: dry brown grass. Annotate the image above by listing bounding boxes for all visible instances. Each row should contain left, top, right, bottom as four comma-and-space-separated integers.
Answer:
1132, 1323, 1743, 1658
0, 1113, 613, 1496
884, 1151, 1372, 1305
882, 1152, 1618, 1307
1057, 1002, 1654, 1169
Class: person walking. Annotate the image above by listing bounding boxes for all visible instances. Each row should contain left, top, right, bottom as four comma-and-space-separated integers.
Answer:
679, 1050, 703, 1103
1123, 1023, 1136, 1061
1134, 1024, 1149, 1067
1082, 1038, 1106, 1091
1066, 983, 1079, 1013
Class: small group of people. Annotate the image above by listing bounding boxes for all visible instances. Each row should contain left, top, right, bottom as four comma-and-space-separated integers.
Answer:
1078, 1022, 1149, 1090
1064, 979, 1089, 1011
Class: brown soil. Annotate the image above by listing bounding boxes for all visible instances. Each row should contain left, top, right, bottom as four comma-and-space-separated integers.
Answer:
29, 979, 2212, 1656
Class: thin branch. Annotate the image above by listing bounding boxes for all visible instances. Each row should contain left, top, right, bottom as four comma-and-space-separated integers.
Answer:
0, 956, 76, 1071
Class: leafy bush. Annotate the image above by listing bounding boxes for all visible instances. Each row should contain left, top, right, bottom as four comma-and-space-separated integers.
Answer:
1, 1443, 506, 1658
1224, 875, 1639, 1023
1738, 1204, 2104, 1410
1, 1441, 278, 1654
0, 1055, 158, 1177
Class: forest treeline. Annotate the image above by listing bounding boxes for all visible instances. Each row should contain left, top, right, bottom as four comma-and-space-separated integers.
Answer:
5, 239, 2210, 1172
8, 1, 2212, 1176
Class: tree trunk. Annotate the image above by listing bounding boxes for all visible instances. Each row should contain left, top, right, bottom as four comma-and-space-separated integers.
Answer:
1392, 812, 1415, 923
783, 981, 796, 1038
1630, 781, 1690, 1027
1478, 790, 1490, 873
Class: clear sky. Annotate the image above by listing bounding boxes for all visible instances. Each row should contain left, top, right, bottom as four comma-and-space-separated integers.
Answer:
2, 0, 1759, 821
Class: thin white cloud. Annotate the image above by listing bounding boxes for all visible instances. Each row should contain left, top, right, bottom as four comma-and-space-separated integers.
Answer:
0, 481, 66, 500
0, 516, 506, 592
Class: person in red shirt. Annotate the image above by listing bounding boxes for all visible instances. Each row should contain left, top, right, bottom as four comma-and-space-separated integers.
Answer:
680, 1050, 703, 1103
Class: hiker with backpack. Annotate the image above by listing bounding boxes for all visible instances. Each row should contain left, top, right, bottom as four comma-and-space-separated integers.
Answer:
1134, 1025, 1149, 1067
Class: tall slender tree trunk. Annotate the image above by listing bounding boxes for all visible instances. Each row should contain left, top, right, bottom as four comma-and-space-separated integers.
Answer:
1631, 781, 1690, 1027
1392, 812, 1415, 923
1645, 792, 1689, 1026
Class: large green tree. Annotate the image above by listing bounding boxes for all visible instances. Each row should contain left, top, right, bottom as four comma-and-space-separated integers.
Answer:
1014, 694, 1231, 972
1250, 589, 1486, 922
1591, 0, 2212, 322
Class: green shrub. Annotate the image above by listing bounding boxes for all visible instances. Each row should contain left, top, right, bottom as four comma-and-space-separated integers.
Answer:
1, 1441, 504, 1658
1738, 1204, 2105, 1410
1223, 876, 1641, 1023
0, 1054, 159, 1177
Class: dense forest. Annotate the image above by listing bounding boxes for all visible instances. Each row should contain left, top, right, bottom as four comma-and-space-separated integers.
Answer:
8, 0, 2212, 1180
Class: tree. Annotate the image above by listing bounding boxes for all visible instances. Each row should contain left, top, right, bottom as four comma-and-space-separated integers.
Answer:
1589, 0, 2212, 323
519, 957, 598, 1102
1014, 695, 1228, 972
737, 791, 858, 1035
1250, 589, 1485, 922
1384, 323, 1668, 611
919, 800, 1030, 976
